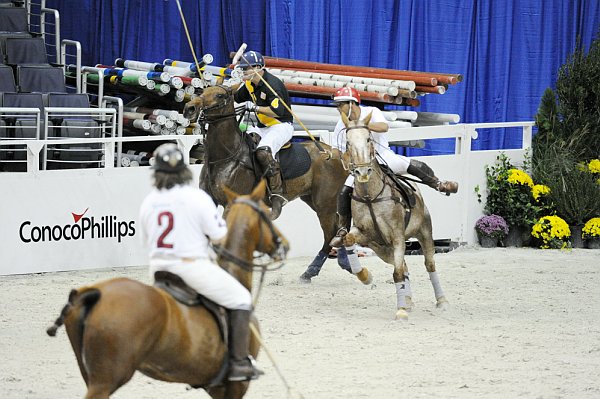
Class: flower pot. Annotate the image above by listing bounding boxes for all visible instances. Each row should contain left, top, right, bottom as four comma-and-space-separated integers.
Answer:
570, 224, 585, 249
503, 225, 528, 247
478, 235, 499, 248
586, 238, 600, 249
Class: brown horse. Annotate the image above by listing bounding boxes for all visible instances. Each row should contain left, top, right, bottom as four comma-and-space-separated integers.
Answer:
184, 84, 352, 282
46, 181, 289, 399
340, 113, 449, 320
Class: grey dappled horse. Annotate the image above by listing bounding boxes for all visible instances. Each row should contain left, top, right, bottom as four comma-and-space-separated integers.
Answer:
339, 112, 449, 320
184, 85, 352, 279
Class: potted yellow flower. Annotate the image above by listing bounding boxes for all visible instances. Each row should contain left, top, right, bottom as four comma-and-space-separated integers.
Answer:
531, 215, 571, 249
477, 154, 542, 247
582, 217, 600, 249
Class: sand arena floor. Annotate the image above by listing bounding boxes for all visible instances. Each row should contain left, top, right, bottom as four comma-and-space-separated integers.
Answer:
1, 246, 599, 398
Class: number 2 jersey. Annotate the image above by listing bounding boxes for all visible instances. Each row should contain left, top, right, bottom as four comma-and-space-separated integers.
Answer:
139, 184, 227, 260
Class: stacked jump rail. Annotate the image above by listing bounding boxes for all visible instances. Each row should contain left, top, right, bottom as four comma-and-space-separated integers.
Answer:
260, 56, 462, 107
67, 54, 240, 139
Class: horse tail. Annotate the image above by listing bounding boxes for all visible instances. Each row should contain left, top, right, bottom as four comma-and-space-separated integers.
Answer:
47, 288, 101, 337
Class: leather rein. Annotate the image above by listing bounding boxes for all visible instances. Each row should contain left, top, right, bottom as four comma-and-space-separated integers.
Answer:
212, 197, 287, 272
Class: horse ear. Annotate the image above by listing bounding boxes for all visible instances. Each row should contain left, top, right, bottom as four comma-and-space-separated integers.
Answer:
251, 179, 267, 201
216, 76, 225, 85
341, 110, 351, 127
230, 82, 242, 91
222, 185, 238, 204
363, 111, 373, 127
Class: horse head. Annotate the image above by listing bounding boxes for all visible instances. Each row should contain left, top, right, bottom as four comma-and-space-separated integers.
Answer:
183, 83, 241, 122
342, 111, 375, 183
219, 180, 290, 285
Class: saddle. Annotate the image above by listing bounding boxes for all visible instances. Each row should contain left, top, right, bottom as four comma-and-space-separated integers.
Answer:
380, 164, 417, 209
153, 271, 230, 388
245, 133, 312, 181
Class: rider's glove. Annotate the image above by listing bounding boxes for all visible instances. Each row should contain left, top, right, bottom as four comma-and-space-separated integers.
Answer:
244, 101, 258, 113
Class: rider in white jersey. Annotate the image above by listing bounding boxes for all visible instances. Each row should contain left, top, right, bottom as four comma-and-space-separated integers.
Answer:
139, 143, 261, 382
329, 87, 458, 248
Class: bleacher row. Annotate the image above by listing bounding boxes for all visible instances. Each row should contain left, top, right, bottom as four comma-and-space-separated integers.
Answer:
1, 1, 107, 172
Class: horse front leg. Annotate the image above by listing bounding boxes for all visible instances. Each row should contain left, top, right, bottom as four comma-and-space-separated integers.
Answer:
392, 240, 410, 321
417, 226, 449, 310
343, 227, 372, 285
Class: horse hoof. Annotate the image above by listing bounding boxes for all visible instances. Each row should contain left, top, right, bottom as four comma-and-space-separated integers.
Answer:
395, 308, 409, 321
299, 273, 312, 284
436, 297, 449, 310
356, 268, 372, 285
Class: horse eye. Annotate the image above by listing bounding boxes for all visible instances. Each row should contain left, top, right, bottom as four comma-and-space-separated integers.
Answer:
188, 105, 196, 112
216, 93, 225, 99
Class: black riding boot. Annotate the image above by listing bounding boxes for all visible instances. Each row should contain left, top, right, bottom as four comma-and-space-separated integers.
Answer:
329, 185, 353, 247
406, 159, 459, 195
255, 146, 287, 220
228, 309, 262, 382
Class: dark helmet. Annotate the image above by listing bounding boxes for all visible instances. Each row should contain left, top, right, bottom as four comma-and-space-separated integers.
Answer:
238, 51, 265, 69
152, 143, 186, 173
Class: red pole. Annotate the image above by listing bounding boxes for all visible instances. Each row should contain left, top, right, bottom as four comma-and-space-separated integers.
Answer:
263, 56, 458, 85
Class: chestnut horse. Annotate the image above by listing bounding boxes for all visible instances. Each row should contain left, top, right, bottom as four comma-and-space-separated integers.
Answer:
340, 113, 449, 320
184, 85, 351, 281
46, 181, 289, 399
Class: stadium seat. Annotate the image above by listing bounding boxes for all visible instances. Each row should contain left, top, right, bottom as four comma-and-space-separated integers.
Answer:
46, 92, 91, 109
0, 6, 27, 31
17, 64, 66, 93
5, 36, 47, 65
45, 93, 102, 169
0, 92, 43, 169
0, 63, 16, 91
0, 31, 31, 63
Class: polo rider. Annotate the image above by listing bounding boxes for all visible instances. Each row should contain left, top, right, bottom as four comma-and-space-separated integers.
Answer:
329, 87, 459, 247
234, 50, 294, 220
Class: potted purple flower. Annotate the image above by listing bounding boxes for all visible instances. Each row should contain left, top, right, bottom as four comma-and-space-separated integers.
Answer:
475, 214, 509, 248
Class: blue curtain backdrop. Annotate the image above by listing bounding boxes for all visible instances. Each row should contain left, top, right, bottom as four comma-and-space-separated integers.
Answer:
45, 0, 599, 154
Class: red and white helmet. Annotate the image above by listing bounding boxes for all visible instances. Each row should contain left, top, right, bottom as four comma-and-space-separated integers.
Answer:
332, 87, 361, 104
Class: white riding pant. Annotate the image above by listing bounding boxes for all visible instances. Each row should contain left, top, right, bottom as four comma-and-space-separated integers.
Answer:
149, 257, 252, 311
246, 122, 294, 155
344, 150, 411, 187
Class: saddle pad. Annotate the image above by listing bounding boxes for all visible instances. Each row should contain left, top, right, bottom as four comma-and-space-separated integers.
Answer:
278, 143, 312, 180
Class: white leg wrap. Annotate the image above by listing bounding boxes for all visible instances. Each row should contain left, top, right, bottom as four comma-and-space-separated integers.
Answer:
429, 271, 445, 299
395, 281, 408, 308
403, 273, 412, 297
344, 244, 363, 274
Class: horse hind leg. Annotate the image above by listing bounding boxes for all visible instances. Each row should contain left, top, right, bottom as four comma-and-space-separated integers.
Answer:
416, 228, 449, 310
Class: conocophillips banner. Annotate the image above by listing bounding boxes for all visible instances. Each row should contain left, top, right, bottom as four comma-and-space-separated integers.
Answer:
0, 168, 153, 275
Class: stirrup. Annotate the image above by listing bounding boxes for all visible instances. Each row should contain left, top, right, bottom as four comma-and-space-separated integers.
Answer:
329, 227, 348, 247
270, 193, 288, 206
228, 356, 263, 382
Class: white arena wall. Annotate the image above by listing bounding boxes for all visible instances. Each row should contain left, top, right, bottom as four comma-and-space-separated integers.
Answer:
0, 122, 533, 275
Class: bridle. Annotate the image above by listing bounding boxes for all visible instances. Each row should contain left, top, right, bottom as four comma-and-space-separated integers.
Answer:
212, 197, 287, 272
193, 85, 246, 126
343, 125, 376, 171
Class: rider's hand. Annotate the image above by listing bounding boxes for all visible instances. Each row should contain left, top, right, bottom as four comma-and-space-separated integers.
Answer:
244, 101, 258, 113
